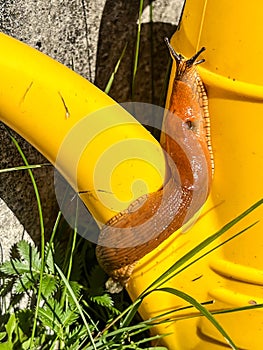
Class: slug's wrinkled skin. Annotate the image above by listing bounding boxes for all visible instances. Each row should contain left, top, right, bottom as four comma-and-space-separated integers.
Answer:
162, 38, 214, 183
96, 38, 213, 292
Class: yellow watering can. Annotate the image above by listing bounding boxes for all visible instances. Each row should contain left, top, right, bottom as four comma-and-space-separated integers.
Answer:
1, 0, 263, 348
127, 0, 263, 349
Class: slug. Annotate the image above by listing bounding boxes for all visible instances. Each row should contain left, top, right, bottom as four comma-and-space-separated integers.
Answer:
96, 38, 214, 292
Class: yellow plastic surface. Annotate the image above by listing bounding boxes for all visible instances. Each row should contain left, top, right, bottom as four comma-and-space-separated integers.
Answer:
0, 33, 165, 225
126, 1, 263, 349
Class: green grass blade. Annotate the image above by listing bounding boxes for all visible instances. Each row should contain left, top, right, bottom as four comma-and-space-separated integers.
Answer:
4, 128, 45, 238
176, 303, 263, 323
118, 298, 142, 329
46, 183, 71, 268
143, 199, 263, 293
104, 43, 127, 95
55, 263, 97, 349
4, 126, 46, 349
87, 321, 168, 349
142, 300, 214, 327
44, 210, 62, 270
149, 0, 154, 104
156, 287, 238, 349
132, 0, 144, 98
117, 201, 262, 333
213, 303, 263, 315
158, 221, 258, 290
0, 163, 50, 173
94, 298, 142, 340
60, 198, 78, 308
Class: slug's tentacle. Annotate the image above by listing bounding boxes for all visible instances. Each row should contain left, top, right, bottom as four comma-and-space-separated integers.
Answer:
164, 37, 205, 67
186, 47, 206, 67
164, 37, 183, 63
96, 38, 214, 290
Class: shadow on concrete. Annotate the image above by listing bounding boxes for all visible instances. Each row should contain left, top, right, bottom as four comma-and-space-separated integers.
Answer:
95, 0, 177, 106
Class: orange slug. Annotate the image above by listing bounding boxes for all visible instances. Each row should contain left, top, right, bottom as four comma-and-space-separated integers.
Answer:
96, 38, 213, 292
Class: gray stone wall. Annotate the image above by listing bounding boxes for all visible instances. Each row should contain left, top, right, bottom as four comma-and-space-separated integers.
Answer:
0, 0, 184, 260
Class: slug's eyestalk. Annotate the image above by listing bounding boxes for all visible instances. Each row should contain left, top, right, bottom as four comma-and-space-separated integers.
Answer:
164, 37, 206, 81
186, 46, 206, 67
164, 37, 206, 67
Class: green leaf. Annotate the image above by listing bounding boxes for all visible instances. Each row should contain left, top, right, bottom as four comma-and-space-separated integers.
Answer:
0, 242, 42, 278
90, 293, 113, 308
63, 281, 82, 307
90, 293, 120, 315
0, 331, 6, 341
41, 275, 58, 298
156, 287, 238, 350
13, 273, 37, 293
61, 308, 79, 328
0, 260, 25, 276
21, 338, 33, 350
17, 309, 34, 336
44, 242, 55, 274
0, 342, 12, 350
67, 324, 87, 341
55, 264, 96, 348
66, 324, 88, 349
17, 240, 41, 271
0, 261, 13, 275
66, 343, 80, 350
38, 299, 64, 335
5, 313, 16, 344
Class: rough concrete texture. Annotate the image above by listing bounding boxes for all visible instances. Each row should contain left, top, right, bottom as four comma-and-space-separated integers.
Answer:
0, 0, 184, 261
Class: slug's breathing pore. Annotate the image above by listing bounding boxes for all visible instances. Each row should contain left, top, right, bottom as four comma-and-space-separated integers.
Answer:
96, 38, 213, 292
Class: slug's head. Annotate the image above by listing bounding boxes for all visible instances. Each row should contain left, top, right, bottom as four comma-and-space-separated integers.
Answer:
164, 37, 205, 80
